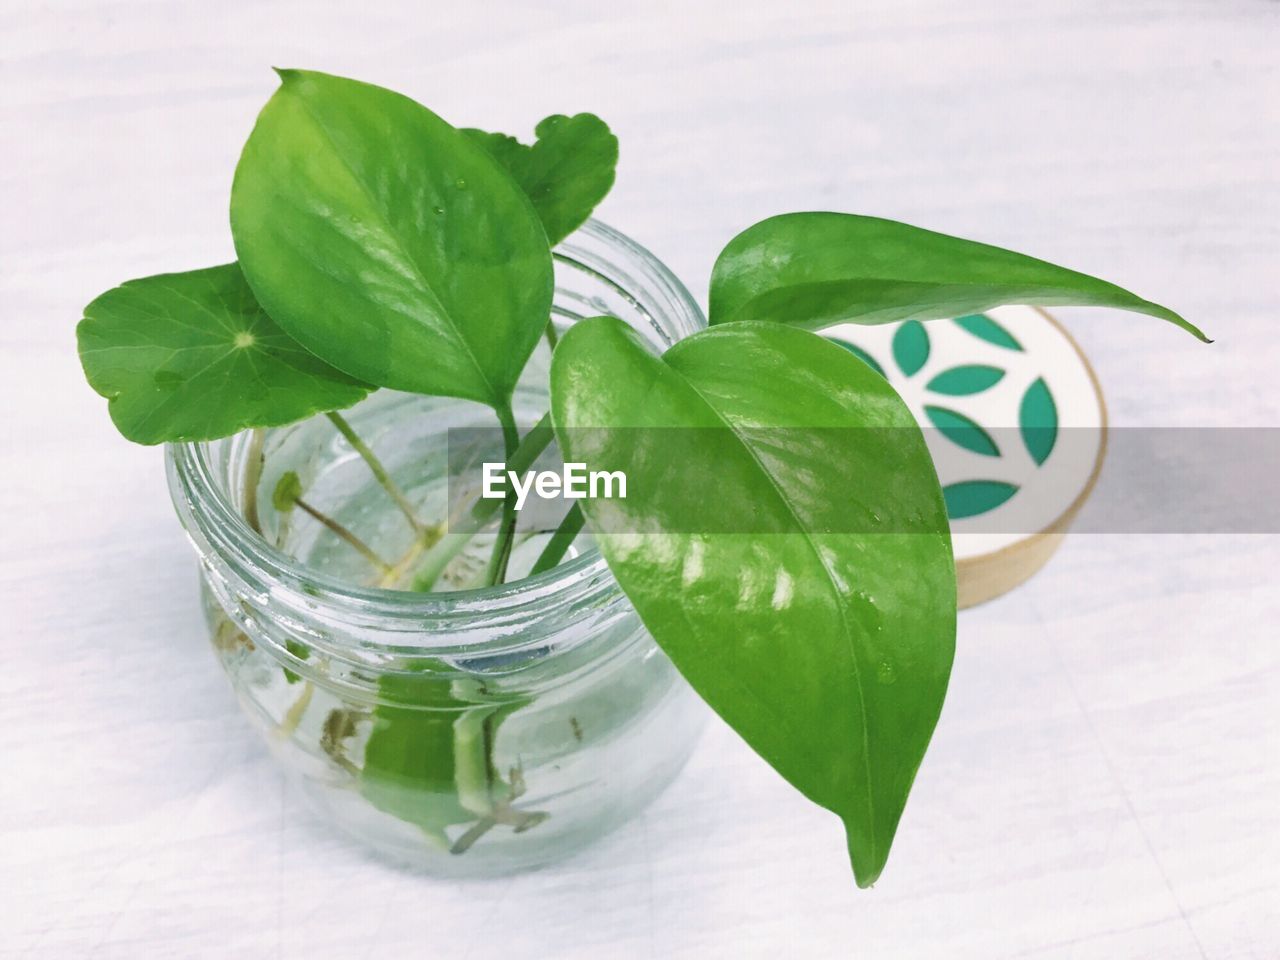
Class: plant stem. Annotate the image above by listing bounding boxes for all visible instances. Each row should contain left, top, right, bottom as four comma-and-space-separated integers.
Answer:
375, 523, 444, 589
294, 495, 393, 575
543, 318, 559, 351
242, 428, 267, 533
530, 503, 584, 576
325, 411, 422, 532
410, 411, 555, 591
277, 682, 314, 738
483, 403, 521, 586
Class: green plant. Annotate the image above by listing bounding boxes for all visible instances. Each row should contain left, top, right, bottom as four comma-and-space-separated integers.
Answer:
77, 69, 1204, 887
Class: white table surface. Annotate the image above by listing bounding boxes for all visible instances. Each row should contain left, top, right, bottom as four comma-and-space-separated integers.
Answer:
4, 1, 1278, 957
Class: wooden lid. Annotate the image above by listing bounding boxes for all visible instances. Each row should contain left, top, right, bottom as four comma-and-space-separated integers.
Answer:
825, 306, 1107, 608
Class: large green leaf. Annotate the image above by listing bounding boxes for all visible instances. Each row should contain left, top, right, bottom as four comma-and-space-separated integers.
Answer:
77, 263, 369, 444
464, 113, 618, 246
362, 672, 509, 845
230, 69, 553, 408
709, 212, 1208, 341
549, 316, 956, 886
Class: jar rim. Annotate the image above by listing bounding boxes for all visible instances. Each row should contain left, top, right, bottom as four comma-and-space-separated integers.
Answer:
166, 219, 706, 632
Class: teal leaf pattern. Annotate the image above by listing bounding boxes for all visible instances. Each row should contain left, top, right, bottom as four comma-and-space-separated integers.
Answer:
827, 337, 887, 378
892, 320, 930, 376
954, 313, 1023, 351
925, 364, 1005, 396
943, 480, 1019, 519
925, 405, 1000, 457
1019, 377, 1058, 466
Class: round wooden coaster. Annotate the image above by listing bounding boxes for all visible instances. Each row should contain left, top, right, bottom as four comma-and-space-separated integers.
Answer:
825, 306, 1107, 608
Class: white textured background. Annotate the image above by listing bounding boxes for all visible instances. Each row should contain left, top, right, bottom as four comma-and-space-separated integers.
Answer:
3, 2, 1278, 957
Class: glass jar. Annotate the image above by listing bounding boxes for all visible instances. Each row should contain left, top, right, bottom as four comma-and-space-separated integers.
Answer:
166, 221, 709, 875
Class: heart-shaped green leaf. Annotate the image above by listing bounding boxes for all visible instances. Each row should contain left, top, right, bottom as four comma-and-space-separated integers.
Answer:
77, 263, 369, 445
550, 316, 956, 886
230, 69, 553, 409
464, 113, 618, 246
827, 338, 887, 378
709, 213, 1209, 341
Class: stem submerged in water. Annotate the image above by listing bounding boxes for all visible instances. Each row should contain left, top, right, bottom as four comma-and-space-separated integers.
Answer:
410, 411, 556, 591
242, 428, 267, 533
484, 403, 521, 586
326, 410, 422, 532
531, 503, 584, 576
293, 495, 393, 575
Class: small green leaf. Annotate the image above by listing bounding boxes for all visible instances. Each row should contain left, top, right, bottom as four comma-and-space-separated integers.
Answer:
230, 69, 553, 409
925, 406, 1001, 457
827, 338, 887, 378
954, 313, 1022, 351
942, 480, 1019, 518
272, 471, 302, 512
464, 113, 618, 246
550, 316, 956, 887
892, 320, 930, 376
1019, 378, 1058, 466
926, 365, 1005, 395
708, 213, 1208, 341
76, 264, 369, 445
283, 637, 310, 685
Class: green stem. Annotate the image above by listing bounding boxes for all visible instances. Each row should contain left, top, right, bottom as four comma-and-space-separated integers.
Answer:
543, 318, 559, 352
530, 503, 584, 576
410, 412, 555, 591
326, 411, 421, 532
242, 428, 267, 533
483, 404, 521, 587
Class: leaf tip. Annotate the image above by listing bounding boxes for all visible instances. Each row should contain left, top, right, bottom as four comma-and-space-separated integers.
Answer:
1142, 300, 1210, 343
840, 812, 891, 889
848, 844, 885, 890
1181, 317, 1213, 344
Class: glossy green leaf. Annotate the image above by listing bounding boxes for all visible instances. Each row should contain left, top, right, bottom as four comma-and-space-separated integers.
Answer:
77, 264, 369, 445
230, 69, 553, 408
826, 338, 887, 378
550, 316, 956, 886
709, 213, 1209, 341
464, 113, 618, 246
926, 364, 1005, 395
924, 405, 1001, 457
